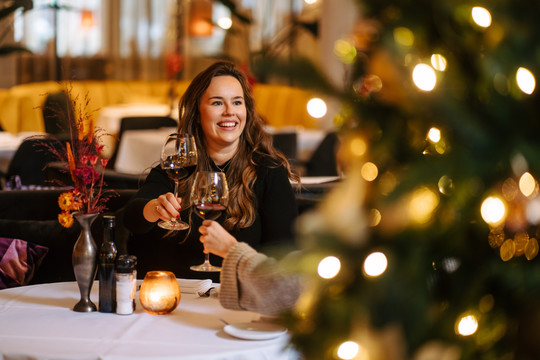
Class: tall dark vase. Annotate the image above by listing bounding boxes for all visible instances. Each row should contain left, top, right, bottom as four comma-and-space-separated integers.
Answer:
72, 213, 99, 312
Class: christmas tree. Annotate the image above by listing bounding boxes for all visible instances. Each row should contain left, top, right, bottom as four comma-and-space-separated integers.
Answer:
255, 0, 540, 359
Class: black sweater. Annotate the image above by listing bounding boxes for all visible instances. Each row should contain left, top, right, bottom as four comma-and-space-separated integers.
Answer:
123, 159, 298, 282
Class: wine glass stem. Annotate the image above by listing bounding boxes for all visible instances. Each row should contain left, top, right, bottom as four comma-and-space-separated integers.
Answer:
174, 180, 181, 222
204, 253, 211, 264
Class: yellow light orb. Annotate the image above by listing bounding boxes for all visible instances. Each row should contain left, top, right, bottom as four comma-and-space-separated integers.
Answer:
369, 208, 382, 227
408, 187, 440, 224
217, 16, 232, 30
334, 39, 357, 64
307, 97, 327, 118
304, 0, 317, 4
393, 27, 414, 46
516, 67, 536, 95
427, 127, 441, 143
318, 256, 341, 279
519, 172, 537, 197
456, 314, 479, 336
413, 64, 437, 91
480, 196, 506, 226
472, 6, 492, 28
431, 54, 447, 71
361, 162, 378, 181
337, 341, 363, 360
363, 251, 388, 277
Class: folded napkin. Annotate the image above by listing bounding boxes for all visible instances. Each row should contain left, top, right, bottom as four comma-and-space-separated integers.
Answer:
177, 278, 213, 295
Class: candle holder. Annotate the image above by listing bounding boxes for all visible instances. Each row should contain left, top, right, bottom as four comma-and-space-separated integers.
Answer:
139, 271, 181, 315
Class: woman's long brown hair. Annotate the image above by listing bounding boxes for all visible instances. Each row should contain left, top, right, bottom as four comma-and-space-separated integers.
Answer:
177, 61, 299, 231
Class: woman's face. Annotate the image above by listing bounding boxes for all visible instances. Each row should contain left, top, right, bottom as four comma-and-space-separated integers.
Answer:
199, 75, 246, 152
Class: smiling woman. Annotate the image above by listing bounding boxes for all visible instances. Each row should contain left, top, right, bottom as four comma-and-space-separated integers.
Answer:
124, 61, 300, 283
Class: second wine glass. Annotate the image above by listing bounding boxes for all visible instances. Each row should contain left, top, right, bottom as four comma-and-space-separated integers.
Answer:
159, 133, 198, 231
190, 171, 229, 272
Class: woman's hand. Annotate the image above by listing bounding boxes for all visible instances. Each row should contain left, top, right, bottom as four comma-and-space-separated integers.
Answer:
143, 193, 182, 223
198, 220, 238, 258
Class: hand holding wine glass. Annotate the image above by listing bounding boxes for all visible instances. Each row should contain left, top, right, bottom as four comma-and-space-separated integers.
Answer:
158, 133, 198, 231
190, 171, 229, 272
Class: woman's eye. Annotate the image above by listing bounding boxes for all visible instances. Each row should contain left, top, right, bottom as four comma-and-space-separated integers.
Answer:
212, 100, 223, 106
233, 100, 243, 106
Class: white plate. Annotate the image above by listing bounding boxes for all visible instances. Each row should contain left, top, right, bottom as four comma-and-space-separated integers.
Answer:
223, 322, 287, 340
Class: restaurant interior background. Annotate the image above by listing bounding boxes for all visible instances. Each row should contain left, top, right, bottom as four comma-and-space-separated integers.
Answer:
2, 0, 540, 359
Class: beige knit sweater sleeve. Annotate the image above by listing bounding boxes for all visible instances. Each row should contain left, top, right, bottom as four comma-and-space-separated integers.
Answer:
219, 242, 301, 316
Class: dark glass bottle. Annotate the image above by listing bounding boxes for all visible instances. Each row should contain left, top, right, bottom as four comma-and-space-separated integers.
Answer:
98, 215, 117, 313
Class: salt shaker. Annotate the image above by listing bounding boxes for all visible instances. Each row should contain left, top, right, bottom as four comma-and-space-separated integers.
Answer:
115, 255, 137, 315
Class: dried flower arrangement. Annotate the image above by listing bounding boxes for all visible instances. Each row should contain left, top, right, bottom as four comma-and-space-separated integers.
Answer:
41, 86, 115, 228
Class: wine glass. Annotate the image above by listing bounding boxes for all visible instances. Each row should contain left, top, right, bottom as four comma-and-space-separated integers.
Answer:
190, 171, 229, 272
158, 133, 198, 231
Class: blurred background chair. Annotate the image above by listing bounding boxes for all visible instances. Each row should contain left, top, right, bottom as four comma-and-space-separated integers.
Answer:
272, 132, 298, 168
305, 132, 340, 176
3, 137, 67, 189
42, 91, 74, 137
107, 116, 177, 170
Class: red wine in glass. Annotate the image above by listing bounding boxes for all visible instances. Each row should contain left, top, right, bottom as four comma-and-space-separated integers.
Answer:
158, 133, 198, 231
190, 171, 229, 272
194, 203, 227, 221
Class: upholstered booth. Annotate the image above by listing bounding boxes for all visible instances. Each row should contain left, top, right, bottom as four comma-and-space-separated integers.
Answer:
0, 80, 318, 134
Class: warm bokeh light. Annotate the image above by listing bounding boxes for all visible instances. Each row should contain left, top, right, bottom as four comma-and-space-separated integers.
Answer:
408, 187, 440, 224
349, 137, 367, 157
361, 162, 378, 181
318, 256, 341, 279
307, 98, 327, 118
216, 16, 232, 30
480, 196, 507, 226
519, 172, 537, 197
337, 341, 365, 360
516, 67, 536, 95
427, 127, 441, 143
472, 6, 492, 28
334, 39, 357, 64
369, 208, 382, 227
363, 252, 388, 277
431, 54, 447, 71
304, 0, 318, 4
413, 64, 437, 91
456, 314, 479, 336
393, 26, 414, 46
438, 175, 454, 195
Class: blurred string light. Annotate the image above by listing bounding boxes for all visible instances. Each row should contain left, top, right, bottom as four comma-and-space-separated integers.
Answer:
334, 39, 357, 64
361, 162, 378, 181
519, 172, 537, 197
480, 196, 506, 226
307, 98, 327, 118
318, 256, 341, 279
216, 16, 232, 30
393, 26, 414, 46
369, 208, 382, 227
456, 314, 479, 336
516, 67, 536, 95
471, 6, 492, 28
408, 187, 440, 224
431, 54, 447, 71
363, 252, 387, 277
337, 341, 367, 360
413, 64, 437, 91
427, 127, 441, 143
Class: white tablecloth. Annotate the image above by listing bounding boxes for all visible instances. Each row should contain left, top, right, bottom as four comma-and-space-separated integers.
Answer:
0, 281, 298, 360
97, 103, 178, 159
114, 127, 175, 174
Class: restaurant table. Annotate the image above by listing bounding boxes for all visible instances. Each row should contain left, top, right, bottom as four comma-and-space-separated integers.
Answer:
97, 103, 179, 159
0, 281, 298, 360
